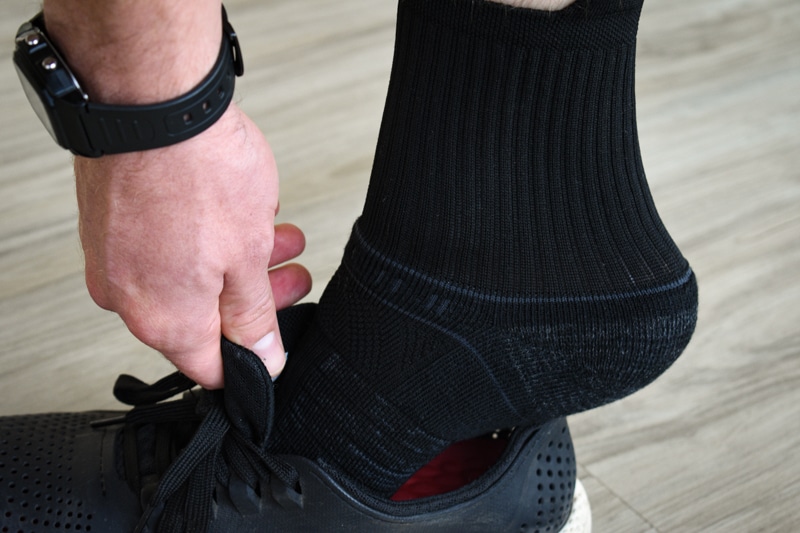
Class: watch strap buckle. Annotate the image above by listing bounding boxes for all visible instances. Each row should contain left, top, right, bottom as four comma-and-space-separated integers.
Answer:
223, 6, 244, 78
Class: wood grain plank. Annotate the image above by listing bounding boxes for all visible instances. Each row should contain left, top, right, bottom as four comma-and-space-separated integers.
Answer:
1, 0, 798, 530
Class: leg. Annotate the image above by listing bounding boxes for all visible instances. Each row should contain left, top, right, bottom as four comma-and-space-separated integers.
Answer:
492, 0, 576, 9
272, 0, 698, 496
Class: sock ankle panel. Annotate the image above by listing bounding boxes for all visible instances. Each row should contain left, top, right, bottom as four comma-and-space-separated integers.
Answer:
317, 247, 697, 408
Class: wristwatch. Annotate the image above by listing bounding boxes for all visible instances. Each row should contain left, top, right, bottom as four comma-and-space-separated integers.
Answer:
13, 7, 244, 158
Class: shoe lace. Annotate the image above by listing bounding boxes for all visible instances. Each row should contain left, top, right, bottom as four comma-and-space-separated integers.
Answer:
93, 353, 300, 533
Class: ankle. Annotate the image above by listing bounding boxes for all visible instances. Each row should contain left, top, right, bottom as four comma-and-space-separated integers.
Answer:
489, 0, 576, 11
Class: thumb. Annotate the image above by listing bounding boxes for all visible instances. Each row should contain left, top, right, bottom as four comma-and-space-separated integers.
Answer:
219, 271, 286, 378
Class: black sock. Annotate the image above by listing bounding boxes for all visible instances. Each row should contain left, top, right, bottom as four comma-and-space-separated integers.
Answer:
272, 0, 698, 496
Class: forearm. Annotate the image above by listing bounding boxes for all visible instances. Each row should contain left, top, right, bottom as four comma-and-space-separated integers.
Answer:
42, 0, 222, 105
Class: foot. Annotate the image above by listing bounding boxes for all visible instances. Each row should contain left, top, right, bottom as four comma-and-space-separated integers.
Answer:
269, 0, 697, 496
0, 305, 590, 532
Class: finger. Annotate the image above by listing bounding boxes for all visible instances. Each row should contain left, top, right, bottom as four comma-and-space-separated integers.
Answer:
270, 223, 306, 267
219, 268, 286, 378
269, 263, 312, 310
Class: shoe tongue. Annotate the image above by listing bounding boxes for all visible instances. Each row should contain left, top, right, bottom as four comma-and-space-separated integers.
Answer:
222, 339, 275, 448
116, 304, 318, 510
220, 303, 318, 449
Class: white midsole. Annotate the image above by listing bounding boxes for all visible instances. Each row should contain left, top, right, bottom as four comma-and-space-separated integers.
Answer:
559, 478, 592, 533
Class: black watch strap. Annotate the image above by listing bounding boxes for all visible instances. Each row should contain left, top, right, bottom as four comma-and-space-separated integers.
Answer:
18, 8, 243, 158
78, 12, 244, 157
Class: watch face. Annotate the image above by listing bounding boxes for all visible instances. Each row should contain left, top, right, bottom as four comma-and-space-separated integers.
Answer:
14, 62, 58, 143
14, 16, 90, 153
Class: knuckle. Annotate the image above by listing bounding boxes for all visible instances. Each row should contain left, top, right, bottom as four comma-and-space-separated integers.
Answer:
118, 308, 164, 349
84, 272, 111, 310
242, 221, 274, 255
249, 238, 274, 264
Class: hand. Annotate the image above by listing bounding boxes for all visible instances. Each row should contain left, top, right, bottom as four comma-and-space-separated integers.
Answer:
76, 104, 311, 389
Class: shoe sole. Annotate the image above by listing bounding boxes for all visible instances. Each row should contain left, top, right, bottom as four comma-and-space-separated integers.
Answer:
203, 417, 588, 532
0, 412, 591, 533
560, 478, 592, 533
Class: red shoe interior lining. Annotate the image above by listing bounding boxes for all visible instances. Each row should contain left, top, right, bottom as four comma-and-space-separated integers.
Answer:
391, 435, 509, 501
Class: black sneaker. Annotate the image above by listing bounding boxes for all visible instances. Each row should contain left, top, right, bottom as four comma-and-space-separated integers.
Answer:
0, 304, 590, 532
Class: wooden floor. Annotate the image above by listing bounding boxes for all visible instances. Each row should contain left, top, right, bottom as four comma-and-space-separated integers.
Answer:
1, 0, 798, 531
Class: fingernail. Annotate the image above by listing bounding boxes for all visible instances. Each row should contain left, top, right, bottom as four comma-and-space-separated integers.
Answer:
252, 331, 286, 378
